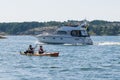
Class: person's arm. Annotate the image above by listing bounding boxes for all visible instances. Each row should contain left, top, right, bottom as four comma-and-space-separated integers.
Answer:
42, 48, 45, 52
33, 44, 37, 49
28, 47, 30, 50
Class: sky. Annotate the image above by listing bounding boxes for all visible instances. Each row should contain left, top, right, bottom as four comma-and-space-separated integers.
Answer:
0, 0, 120, 22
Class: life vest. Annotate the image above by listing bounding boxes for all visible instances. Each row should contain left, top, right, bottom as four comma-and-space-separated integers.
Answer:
39, 48, 43, 52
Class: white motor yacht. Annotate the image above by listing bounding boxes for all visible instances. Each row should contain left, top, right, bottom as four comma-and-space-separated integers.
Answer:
36, 22, 93, 45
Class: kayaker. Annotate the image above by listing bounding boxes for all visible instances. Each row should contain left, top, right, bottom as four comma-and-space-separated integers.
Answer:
24, 45, 34, 54
39, 46, 44, 54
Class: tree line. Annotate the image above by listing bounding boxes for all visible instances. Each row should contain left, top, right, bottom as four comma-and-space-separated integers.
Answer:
0, 20, 120, 35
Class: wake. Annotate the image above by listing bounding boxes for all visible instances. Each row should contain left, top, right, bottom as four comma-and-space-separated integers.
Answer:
96, 42, 120, 46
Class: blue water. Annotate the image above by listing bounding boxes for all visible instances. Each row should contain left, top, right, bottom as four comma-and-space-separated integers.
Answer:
0, 36, 120, 80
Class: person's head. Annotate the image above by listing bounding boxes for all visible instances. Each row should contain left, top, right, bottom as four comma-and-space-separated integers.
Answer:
40, 46, 42, 48
29, 45, 32, 47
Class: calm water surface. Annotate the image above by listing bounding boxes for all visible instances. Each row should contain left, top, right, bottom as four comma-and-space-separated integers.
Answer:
0, 36, 120, 80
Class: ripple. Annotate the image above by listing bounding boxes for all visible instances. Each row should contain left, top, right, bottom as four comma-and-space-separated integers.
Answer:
59, 69, 70, 72
80, 67, 106, 71
40, 66, 61, 69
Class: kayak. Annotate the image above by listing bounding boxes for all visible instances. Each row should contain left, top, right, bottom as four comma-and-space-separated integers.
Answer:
20, 52, 59, 57
0, 36, 6, 39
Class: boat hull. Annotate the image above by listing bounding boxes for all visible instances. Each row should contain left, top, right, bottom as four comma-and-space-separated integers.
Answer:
37, 35, 93, 45
20, 52, 59, 57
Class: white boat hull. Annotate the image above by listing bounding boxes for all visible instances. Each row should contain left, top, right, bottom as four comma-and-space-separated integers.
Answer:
37, 35, 93, 45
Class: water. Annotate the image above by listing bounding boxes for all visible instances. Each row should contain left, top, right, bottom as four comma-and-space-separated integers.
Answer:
0, 36, 120, 80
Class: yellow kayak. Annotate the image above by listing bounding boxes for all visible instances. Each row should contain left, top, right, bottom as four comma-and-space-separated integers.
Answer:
20, 52, 59, 57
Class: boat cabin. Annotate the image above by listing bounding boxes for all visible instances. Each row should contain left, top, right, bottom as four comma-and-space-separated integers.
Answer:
55, 26, 89, 37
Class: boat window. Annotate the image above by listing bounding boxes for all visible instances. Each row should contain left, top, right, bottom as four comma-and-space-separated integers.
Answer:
60, 38, 63, 40
57, 31, 67, 35
81, 30, 88, 37
71, 30, 89, 37
71, 30, 81, 37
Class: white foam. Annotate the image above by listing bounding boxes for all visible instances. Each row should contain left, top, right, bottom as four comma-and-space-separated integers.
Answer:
34, 41, 44, 45
64, 43, 83, 46
96, 42, 120, 46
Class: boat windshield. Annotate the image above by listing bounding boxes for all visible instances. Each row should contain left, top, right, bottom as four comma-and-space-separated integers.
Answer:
56, 31, 67, 35
71, 30, 88, 37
